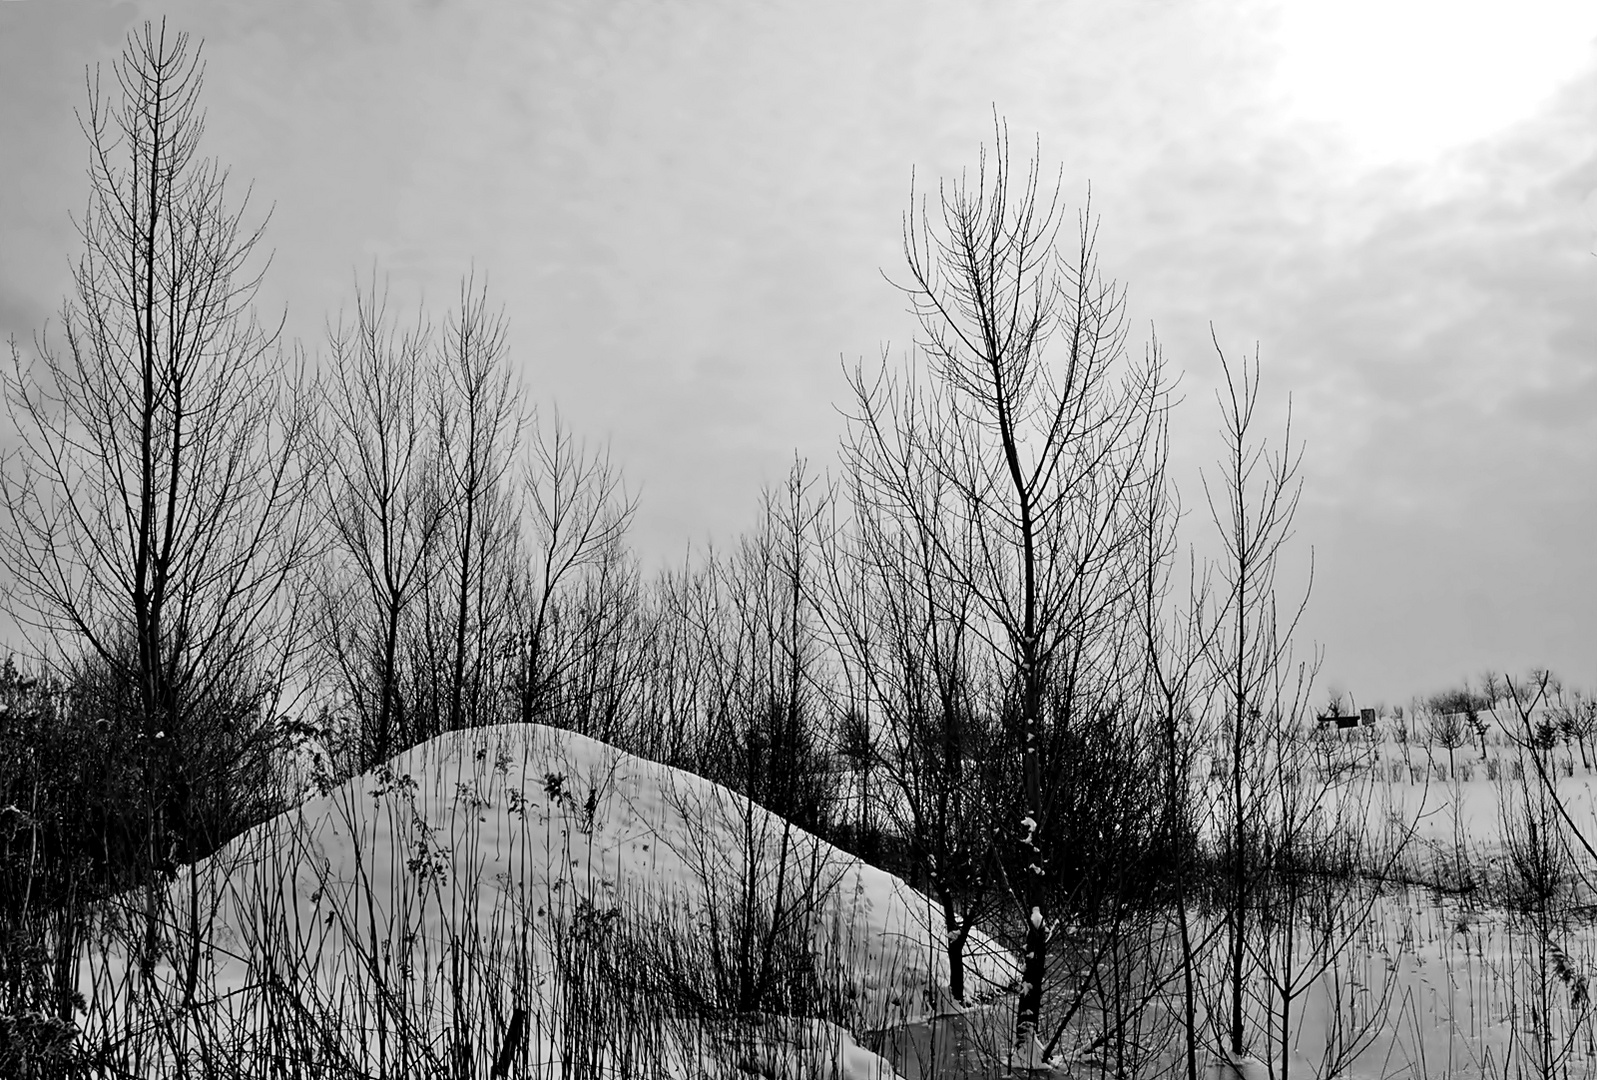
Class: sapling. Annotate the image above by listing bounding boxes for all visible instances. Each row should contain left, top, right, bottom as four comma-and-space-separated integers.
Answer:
1198, 335, 1317, 1068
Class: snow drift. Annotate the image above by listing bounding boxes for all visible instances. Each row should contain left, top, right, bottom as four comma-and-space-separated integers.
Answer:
83, 723, 1016, 1078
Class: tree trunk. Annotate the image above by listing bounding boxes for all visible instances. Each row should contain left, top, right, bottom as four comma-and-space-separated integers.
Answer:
947, 917, 968, 1006
1016, 647, 1047, 1041
1230, 707, 1247, 1057
379, 602, 402, 765
1018, 916, 1048, 1042
449, 485, 475, 733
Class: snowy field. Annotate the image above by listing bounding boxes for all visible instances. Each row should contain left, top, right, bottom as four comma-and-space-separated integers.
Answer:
1191, 720, 1597, 1080
67, 716, 1597, 1079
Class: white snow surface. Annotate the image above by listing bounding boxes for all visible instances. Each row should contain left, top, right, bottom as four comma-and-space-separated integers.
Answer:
108, 723, 1016, 1077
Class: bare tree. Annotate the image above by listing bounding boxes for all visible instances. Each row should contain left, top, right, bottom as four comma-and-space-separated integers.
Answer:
821, 436, 999, 1004
316, 277, 447, 772
1429, 681, 1489, 762
1553, 688, 1596, 772
633, 554, 727, 770
844, 118, 1169, 1049
1132, 401, 1216, 1080
509, 409, 633, 728
1423, 701, 1470, 778
1195, 346, 1408, 1080
1199, 336, 1313, 1064
0, 21, 317, 974
557, 537, 650, 747
712, 458, 836, 835
429, 276, 524, 735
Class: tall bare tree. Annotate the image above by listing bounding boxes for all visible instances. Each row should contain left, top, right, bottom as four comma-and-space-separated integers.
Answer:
316, 278, 446, 771
1199, 337, 1313, 1063
0, 18, 315, 882
509, 409, 633, 727
844, 119, 1169, 1048
1132, 395, 1215, 1080
430, 276, 524, 735
1, 23, 318, 999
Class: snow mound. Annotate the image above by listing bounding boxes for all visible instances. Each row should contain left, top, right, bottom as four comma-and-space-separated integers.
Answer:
94, 723, 1015, 1077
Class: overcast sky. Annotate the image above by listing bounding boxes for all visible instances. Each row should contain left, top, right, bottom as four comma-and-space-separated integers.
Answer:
3, 0, 1595, 708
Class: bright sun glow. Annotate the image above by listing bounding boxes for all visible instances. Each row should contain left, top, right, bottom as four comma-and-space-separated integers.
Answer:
1272, 0, 1597, 167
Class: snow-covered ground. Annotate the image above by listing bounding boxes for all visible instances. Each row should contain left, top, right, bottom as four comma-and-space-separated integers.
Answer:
1197, 882, 1597, 1080
1185, 726, 1597, 1080
73, 718, 1597, 1078
1283, 728, 1597, 886
80, 723, 1016, 1078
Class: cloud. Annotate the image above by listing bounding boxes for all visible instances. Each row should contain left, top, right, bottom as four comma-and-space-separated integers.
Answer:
1273, 91, 1597, 699
1283, 67, 1597, 505
3, 0, 1589, 702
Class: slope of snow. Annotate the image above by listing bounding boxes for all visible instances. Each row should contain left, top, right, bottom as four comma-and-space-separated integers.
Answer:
91, 723, 1016, 1077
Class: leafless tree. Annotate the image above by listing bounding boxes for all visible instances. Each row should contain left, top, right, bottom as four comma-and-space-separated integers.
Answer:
508, 409, 633, 728
1199, 336, 1313, 1063
710, 458, 836, 835
1131, 399, 1217, 1080
0, 21, 318, 979
821, 433, 1000, 1004
424, 276, 525, 735
1198, 346, 1407, 1080
1424, 701, 1470, 778
316, 277, 447, 772
556, 537, 651, 747
633, 554, 728, 770
1427, 681, 1490, 762
1553, 688, 1596, 771
844, 118, 1169, 1048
